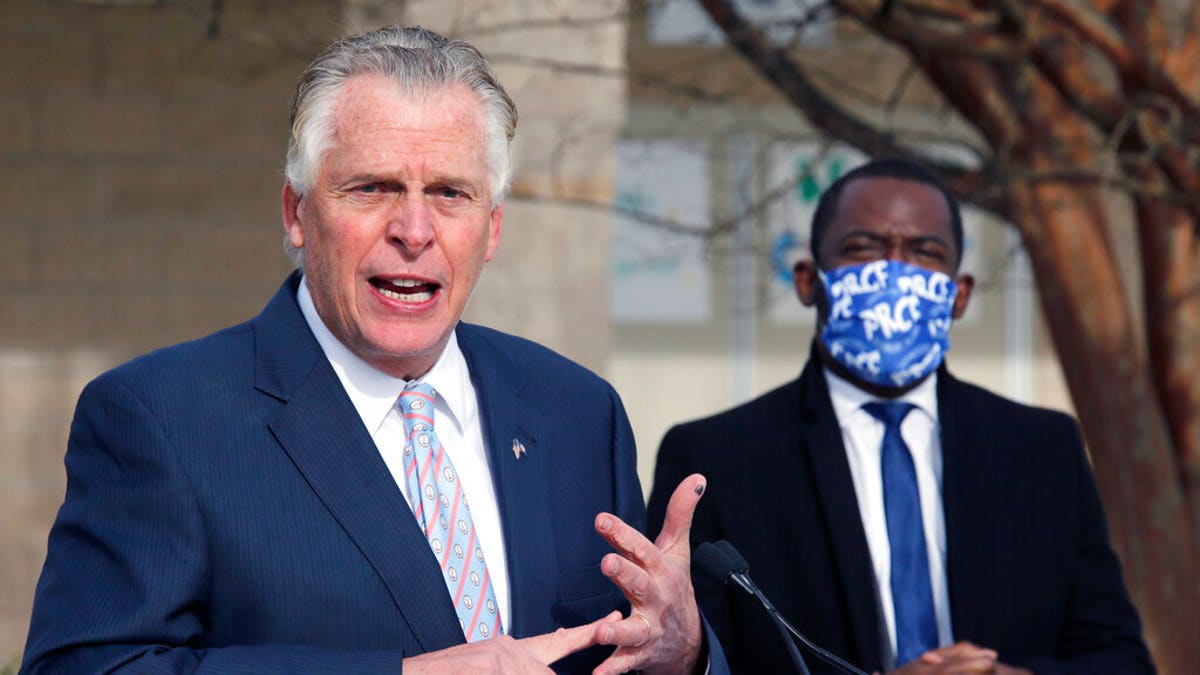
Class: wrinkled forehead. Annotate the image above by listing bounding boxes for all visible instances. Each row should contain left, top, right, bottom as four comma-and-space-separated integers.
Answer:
331, 77, 485, 136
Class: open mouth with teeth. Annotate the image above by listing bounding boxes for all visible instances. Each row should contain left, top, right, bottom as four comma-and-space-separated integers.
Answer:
371, 277, 441, 304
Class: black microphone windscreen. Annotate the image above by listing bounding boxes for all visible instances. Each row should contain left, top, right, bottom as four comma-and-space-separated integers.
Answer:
716, 540, 750, 574
692, 542, 738, 583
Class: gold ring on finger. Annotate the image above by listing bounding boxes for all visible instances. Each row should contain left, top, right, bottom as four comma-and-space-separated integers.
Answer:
631, 612, 652, 647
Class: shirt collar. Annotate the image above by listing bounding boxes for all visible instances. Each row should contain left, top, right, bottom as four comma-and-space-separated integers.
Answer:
824, 365, 939, 425
296, 277, 473, 436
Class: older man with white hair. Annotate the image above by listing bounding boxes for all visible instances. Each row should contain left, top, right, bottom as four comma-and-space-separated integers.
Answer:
23, 26, 724, 675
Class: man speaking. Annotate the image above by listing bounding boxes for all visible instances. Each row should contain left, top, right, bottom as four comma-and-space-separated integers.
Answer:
24, 26, 722, 675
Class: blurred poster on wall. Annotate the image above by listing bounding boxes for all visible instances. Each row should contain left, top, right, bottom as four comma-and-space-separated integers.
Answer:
766, 143, 867, 325
611, 139, 712, 324
646, 0, 831, 47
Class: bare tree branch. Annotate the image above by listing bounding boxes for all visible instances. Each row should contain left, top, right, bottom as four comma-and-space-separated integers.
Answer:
1026, 23, 1125, 130
697, 0, 994, 208
837, 0, 1025, 59
1165, 0, 1200, 93
1029, 0, 1198, 120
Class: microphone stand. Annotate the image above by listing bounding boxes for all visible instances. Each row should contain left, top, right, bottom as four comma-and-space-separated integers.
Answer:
702, 541, 869, 675
727, 570, 813, 675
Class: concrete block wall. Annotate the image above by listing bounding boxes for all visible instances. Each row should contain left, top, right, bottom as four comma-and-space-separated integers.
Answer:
0, 0, 342, 661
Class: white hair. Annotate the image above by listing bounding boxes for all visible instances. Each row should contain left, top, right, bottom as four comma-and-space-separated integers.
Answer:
283, 26, 517, 268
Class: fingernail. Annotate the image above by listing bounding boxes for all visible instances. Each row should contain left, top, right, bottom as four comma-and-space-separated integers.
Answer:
604, 627, 614, 642
597, 516, 611, 532
694, 483, 705, 496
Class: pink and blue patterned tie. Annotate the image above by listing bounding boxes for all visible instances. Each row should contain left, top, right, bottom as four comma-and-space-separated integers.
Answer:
399, 382, 502, 643
863, 401, 937, 666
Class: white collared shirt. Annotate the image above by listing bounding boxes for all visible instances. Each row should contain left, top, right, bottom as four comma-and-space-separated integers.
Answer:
825, 368, 953, 663
297, 279, 511, 630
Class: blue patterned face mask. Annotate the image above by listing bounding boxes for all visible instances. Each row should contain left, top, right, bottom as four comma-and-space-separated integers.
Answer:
818, 259, 958, 389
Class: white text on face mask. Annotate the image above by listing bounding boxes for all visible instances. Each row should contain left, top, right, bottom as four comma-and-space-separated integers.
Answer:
818, 259, 958, 389
860, 296, 922, 341
895, 271, 953, 304
828, 260, 889, 299
829, 341, 882, 375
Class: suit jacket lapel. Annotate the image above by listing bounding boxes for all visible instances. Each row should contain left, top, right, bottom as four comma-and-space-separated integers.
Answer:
799, 357, 887, 670
457, 324, 553, 638
254, 275, 465, 653
937, 369, 997, 643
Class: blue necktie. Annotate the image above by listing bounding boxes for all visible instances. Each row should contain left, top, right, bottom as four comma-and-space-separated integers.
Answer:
863, 401, 938, 666
399, 383, 502, 642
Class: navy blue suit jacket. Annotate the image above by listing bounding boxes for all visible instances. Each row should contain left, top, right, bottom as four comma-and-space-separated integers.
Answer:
24, 275, 682, 673
648, 354, 1153, 675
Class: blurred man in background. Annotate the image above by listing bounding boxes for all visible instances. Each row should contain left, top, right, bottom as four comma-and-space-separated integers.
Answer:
650, 158, 1152, 674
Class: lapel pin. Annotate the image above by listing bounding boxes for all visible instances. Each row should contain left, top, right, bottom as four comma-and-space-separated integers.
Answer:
512, 438, 526, 460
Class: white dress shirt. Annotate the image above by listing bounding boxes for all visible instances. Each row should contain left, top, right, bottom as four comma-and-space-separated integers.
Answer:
297, 280, 511, 630
825, 368, 953, 663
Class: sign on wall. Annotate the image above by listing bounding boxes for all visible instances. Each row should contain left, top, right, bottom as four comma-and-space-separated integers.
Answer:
766, 143, 867, 324
611, 140, 713, 324
647, 0, 831, 47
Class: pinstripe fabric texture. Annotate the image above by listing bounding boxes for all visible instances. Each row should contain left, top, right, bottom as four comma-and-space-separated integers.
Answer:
22, 275, 676, 674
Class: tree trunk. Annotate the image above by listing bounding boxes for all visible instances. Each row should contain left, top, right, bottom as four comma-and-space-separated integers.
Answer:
1134, 196, 1200, 537
1009, 147, 1200, 674
924, 42, 1200, 675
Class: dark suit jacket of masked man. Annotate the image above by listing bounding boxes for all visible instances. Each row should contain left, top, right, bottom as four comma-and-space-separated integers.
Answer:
649, 348, 1152, 674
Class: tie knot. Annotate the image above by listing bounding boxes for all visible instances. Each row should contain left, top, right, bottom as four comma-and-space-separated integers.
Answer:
862, 401, 915, 430
399, 382, 437, 419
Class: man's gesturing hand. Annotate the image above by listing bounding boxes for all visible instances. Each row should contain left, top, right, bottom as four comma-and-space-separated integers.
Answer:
402, 611, 618, 674
592, 473, 708, 675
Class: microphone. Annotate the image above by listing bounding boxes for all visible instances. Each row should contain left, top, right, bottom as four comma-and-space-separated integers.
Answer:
693, 541, 868, 675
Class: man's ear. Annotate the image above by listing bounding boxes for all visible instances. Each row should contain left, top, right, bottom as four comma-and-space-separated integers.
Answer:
282, 182, 305, 250
484, 203, 503, 262
952, 272, 975, 319
793, 259, 820, 307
